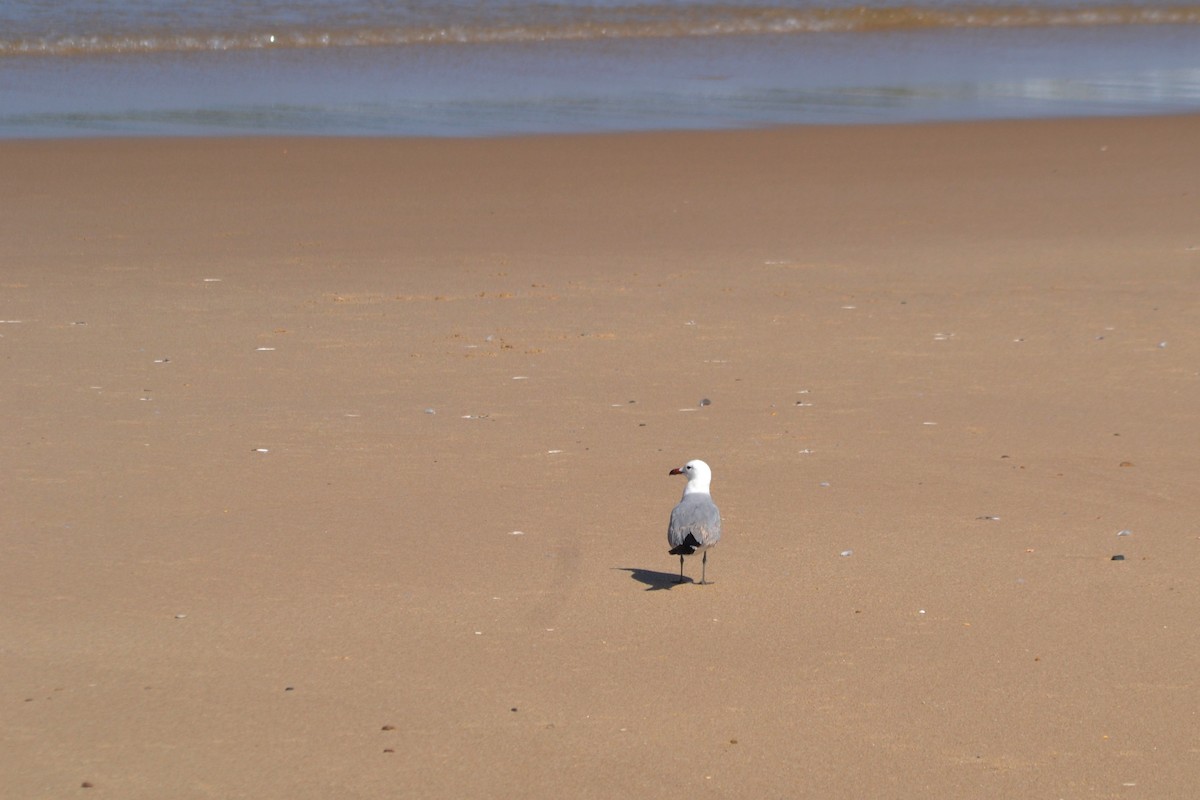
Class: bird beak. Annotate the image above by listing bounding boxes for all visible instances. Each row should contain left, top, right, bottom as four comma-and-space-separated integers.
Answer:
669, 467, 684, 475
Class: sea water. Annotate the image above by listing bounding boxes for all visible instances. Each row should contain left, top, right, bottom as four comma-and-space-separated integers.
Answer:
1, 0, 1198, 137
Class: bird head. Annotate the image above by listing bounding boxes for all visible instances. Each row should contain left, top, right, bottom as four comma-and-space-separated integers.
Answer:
669, 459, 712, 495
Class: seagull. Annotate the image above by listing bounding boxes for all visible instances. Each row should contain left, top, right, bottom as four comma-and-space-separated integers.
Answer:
667, 459, 722, 584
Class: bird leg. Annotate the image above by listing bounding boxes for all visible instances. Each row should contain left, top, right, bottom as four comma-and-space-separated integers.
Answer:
676, 554, 686, 583
698, 550, 710, 585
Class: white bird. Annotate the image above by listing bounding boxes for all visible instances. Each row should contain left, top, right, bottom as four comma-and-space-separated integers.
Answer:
667, 459, 722, 584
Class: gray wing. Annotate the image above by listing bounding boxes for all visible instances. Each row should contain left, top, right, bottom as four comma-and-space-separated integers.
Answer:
668, 494, 722, 550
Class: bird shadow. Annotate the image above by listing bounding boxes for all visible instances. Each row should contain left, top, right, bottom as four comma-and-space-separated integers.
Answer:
614, 567, 691, 591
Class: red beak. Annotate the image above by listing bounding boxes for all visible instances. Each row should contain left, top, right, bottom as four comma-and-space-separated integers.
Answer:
669, 467, 684, 475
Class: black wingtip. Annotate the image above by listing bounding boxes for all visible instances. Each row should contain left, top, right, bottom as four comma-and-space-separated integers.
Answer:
668, 533, 703, 556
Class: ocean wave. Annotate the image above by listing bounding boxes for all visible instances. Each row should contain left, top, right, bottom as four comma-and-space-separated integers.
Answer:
3, 4, 1200, 57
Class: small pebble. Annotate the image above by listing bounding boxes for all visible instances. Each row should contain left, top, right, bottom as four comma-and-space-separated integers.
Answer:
840, 550, 853, 557
699, 398, 711, 407
1117, 529, 1132, 537
382, 725, 396, 731
1111, 554, 1125, 561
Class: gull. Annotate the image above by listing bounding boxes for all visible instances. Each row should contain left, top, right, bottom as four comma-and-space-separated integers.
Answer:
667, 459, 722, 584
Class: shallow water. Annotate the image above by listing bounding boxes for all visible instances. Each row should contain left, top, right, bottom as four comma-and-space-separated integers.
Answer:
1, 1, 1198, 137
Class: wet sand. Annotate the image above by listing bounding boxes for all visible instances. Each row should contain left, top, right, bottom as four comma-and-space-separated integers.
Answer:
3, 116, 1199, 798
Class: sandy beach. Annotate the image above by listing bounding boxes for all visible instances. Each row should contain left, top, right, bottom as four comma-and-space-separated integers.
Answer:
3, 116, 1199, 798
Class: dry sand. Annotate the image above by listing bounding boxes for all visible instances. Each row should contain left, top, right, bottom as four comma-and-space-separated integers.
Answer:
2, 116, 1199, 798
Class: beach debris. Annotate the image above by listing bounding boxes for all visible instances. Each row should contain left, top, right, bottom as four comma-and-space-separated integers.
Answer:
512, 375, 529, 380
203, 278, 222, 282
423, 408, 436, 414
933, 332, 954, 341
253, 448, 269, 453
1158, 341, 1168, 348
174, 614, 187, 619
923, 421, 938, 426
153, 358, 170, 363
1117, 529, 1132, 537
820, 482, 831, 488
699, 398, 712, 407
795, 401, 812, 406
1111, 554, 1125, 561
461, 413, 491, 420
1119, 461, 1134, 467
840, 550, 853, 557
977, 515, 1001, 521
509, 531, 525, 536
841, 305, 857, 310
798, 449, 814, 454
547, 449, 563, 454
255, 346, 275, 351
